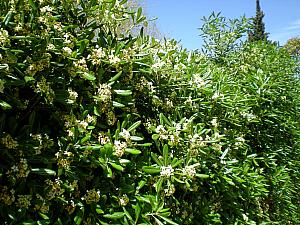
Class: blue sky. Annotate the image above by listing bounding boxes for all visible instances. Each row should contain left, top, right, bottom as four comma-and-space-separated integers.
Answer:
145, 0, 300, 50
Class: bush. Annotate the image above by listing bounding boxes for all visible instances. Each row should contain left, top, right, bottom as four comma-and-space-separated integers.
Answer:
0, 1, 299, 224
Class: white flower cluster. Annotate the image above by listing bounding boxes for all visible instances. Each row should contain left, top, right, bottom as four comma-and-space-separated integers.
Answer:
62, 47, 72, 57
40, 5, 53, 13
67, 88, 78, 103
95, 84, 112, 113
174, 63, 186, 72
164, 184, 175, 196
212, 92, 224, 100
83, 189, 100, 204
98, 133, 110, 145
31, 133, 54, 155
114, 140, 127, 157
182, 165, 197, 178
0, 186, 15, 205
34, 76, 55, 103
160, 165, 174, 178
45, 178, 65, 200
189, 74, 206, 89
151, 60, 165, 71
241, 112, 256, 121
155, 125, 168, 140
1, 134, 18, 149
136, 76, 155, 93
119, 194, 129, 206
6, 158, 30, 179
211, 118, 218, 127
0, 28, 10, 46
119, 128, 131, 141
16, 195, 32, 209
88, 47, 106, 65
73, 58, 88, 73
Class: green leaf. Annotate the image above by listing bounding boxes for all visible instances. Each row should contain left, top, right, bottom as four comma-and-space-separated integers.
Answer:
157, 215, 179, 225
94, 106, 101, 116
163, 145, 169, 165
38, 212, 49, 220
109, 162, 124, 171
22, 221, 35, 225
28, 0, 37, 10
31, 168, 56, 176
74, 215, 82, 225
80, 72, 96, 81
151, 153, 163, 166
136, 7, 142, 21
123, 207, 134, 223
96, 206, 104, 214
142, 166, 161, 174
108, 71, 122, 83
171, 159, 183, 168
155, 177, 164, 193
196, 174, 210, 179
159, 113, 172, 126
80, 133, 91, 144
127, 121, 141, 132
114, 90, 132, 96
103, 212, 125, 220
125, 148, 141, 155
0, 100, 12, 110
130, 136, 144, 141
152, 134, 159, 140
113, 101, 125, 108
24, 76, 35, 83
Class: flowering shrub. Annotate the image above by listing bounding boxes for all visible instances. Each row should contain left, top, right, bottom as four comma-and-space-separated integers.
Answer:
0, 1, 299, 224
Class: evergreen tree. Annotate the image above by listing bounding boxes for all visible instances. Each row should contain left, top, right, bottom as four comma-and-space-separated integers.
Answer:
248, 0, 268, 41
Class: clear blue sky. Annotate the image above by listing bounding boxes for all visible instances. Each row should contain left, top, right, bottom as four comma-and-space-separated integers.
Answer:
145, 0, 300, 50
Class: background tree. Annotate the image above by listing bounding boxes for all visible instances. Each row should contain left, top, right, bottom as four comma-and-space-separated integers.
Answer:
284, 36, 300, 55
248, 0, 268, 42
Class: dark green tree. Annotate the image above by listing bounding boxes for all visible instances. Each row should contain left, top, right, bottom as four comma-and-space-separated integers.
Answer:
248, 0, 268, 41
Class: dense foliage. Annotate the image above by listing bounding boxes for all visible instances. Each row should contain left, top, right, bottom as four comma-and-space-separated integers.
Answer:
0, 0, 299, 224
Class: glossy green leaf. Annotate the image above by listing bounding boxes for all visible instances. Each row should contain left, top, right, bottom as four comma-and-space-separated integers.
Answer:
0, 100, 12, 110
125, 148, 141, 155
103, 212, 125, 220
109, 162, 124, 171
31, 168, 56, 176
80, 72, 96, 81
127, 121, 141, 132
114, 90, 132, 96
142, 166, 161, 174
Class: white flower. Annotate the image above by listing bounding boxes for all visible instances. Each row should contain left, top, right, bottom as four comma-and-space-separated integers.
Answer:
164, 184, 175, 196
119, 128, 130, 140
78, 120, 88, 130
174, 63, 186, 71
0, 28, 10, 46
151, 60, 165, 70
212, 92, 224, 100
160, 165, 174, 178
108, 54, 120, 64
68, 88, 78, 102
114, 140, 127, 157
182, 165, 197, 178
47, 44, 55, 50
211, 118, 218, 127
40, 5, 53, 13
88, 48, 106, 65
190, 74, 206, 88
96, 84, 111, 103
62, 47, 72, 57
